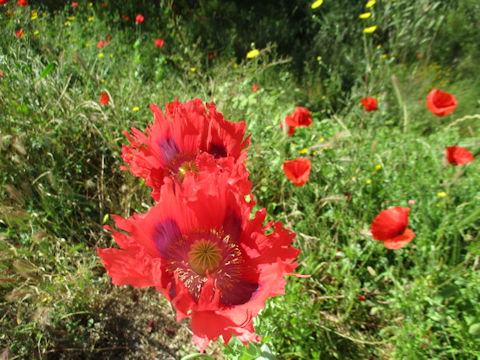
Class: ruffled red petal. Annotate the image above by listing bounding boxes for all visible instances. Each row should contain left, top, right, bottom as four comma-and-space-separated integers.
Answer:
283, 158, 312, 186
371, 207, 410, 241
383, 228, 415, 250
446, 146, 474, 166
285, 107, 313, 128
360, 97, 378, 111
426, 89, 457, 117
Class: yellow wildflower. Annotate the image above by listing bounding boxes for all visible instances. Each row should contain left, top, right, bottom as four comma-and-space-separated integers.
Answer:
382, 54, 388, 59
366, 179, 372, 185
190, 67, 197, 72
437, 192, 447, 198
100, 79, 105, 83
68, 16, 75, 20
98, 53, 104, 58
234, 64, 239, 69
31, 11, 38, 20
299, 148, 308, 154
88, 2, 93, 6
318, 137, 325, 143
64, 20, 70, 26
311, 0, 323, 9
359, 12, 371, 19
132, 106, 140, 112
246, 49, 260, 59
366, 0, 376, 8
375, 165, 382, 170
34, 30, 39, 35
363, 25, 377, 34
87, 16, 94, 21
316, 56, 322, 61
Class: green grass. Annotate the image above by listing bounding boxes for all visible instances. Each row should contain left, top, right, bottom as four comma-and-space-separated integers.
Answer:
1, 1, 480, 359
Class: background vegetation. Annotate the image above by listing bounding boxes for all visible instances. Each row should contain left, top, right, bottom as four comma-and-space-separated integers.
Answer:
1, 0, 479, 358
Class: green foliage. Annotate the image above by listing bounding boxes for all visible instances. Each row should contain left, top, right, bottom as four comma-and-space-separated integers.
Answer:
1, 0, 479, 359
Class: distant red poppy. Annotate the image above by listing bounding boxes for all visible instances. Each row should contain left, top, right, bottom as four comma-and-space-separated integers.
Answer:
370, 207, 415, 250
100, 92, 109, 106
282, 107, 313, 136
97, 40, 108, 48
72, 2, 78, 7
358, 295, 366, 302
252, 85, 259, 92
17, 0, 27, 6
426, 89, 457, 117
154, 38, 164, 48
283, 158, 312, 186
102, 2, 107, 7
209, 53, 215, 59
0, 0, 8, 4
446, 146, 474, 166
360, 97, 378, 111
106, 36, 111, 41
417, 54, 423, 59
15, 29, 25, 37
135, 14, 144, 23
0, 70, 3, 77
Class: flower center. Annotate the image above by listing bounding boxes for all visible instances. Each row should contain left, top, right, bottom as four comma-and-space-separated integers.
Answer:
188, 239, 222, 275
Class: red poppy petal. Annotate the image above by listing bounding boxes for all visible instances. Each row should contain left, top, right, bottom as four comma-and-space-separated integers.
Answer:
283, 158, 312, 186
383, 228, 415, 249
371, 207, 410, 241
446, 146, 474, 166
426, 89, 457, 117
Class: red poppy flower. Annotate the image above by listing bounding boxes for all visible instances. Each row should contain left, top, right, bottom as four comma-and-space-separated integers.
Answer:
251, 85, 259, 92
17, 0, 27, 5
0, 0, 8, 4
282, 107, 313, 136
426, 89, 457, 117
71, 1, 77, 7
446, 146, 474, 166
102, 2, 107, 6
15, 29, 25, 37
154, 38, 164, 48
97, 173, 300, 352
209, 53, 215, 59
97, 40, 108, 48
283, 158, 312, 186
135, 14, 144, 23
360, 97, 378, 111
121, 98, 251, 201
100, 92, 109, 106
370, 207, 415, 250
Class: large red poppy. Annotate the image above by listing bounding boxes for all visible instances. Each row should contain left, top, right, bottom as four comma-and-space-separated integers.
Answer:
282, 107, 312, 136
135, 14, 144, 23
370, 207, 415, 250
154, 38, 164, 48
446, 146, 474, 166
283, 158, 312, 186
17, 0, 27, 5
426, 89, 457, 117
97, 173, 300, 351
360, 97, 378, 111
121, 98, 251, 201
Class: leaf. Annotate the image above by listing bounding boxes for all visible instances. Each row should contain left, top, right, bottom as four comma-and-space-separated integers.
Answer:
39, 63, 55, 79
468, 323, 480, 336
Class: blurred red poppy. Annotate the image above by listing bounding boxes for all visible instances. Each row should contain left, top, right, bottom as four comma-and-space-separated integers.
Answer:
360, 97, 378, 111
252, 85, 259, 92
100, 92, 109, 106
0, 0, 8, 4
97, 40, 108, 48
446, 146, 474, 166
106, 36, 111, 41
0, 70, 3, 77
15, 29, 25, 37
102, 2, 107, 6
72, 2, 78, 7
17, 0, 27, 5
283, 158, 312, 186
135, 14, 144, 23
282, 107, 313, 136
209, 53, 215, 59
426, 89, 457, 117
154, 38, 164, 48
370, 207, 415, 250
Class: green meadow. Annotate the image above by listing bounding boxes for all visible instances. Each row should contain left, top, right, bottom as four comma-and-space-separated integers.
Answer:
1, 0, 479, 359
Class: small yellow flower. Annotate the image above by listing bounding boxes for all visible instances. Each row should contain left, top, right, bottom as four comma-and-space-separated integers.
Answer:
64, 20, 70, 26
363, 25, 377, 34
100, 79, 105, 83
382, 54, 388, 59
34, 30, 39, 35
299, 148, 308, 154
234, 64, 239, 69
324, 146, 330, 150
31, 11, 38, 20
376, 44, 382, 49
359, 12, 371, 19
132, 106, 140, 112
190, 67, 197, 72
375, 164, 382, 170
366, 179, 372, 185
318, 137, 325, 143
110, 54, 114, 58
85, 41, 92, 48
88, 2, 93, 6
316, 55, 322, 61
87, 16, 95, 21
42, 12, 47, 17
366, 0, 376, 8
311, 0, 323, 9
437, 192, 447, 198
313, 151, 318, 156
68, 16, 75, 20
246, 49, 260, 59
98, 53, 104, 58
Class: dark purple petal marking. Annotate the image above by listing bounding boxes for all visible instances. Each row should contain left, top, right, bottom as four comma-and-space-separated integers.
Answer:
208, 143, 227, 158
154, 219, 182, 258
222, 207, 242, 243
158, 137, 180, 163
220, 280, 258, 306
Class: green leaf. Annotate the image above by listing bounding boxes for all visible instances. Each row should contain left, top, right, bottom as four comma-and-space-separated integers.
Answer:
468, 323, 480, 336
39, 63, 55, 79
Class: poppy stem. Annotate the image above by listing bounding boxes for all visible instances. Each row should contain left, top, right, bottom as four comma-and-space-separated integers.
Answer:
391, 75, 408, 132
